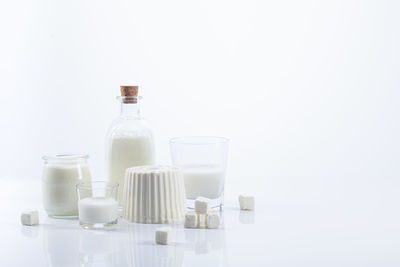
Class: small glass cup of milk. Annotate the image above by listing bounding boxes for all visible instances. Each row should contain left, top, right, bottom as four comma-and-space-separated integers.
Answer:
170, 136, 229, 210
76, 181, 119, 229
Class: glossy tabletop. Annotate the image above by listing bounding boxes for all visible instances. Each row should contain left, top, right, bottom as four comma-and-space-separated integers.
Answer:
0, 176, 399, 267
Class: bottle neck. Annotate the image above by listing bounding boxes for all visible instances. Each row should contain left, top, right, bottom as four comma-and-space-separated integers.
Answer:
120, 102, 140, 118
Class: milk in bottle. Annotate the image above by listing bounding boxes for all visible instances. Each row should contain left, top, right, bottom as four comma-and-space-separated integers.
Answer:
106, 86, 155, 204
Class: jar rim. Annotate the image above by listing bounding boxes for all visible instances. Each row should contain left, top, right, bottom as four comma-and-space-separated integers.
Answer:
42, 154, 89, 161
76, 181, 119, 190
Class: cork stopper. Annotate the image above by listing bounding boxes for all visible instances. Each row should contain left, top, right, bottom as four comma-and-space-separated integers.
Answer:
120, 85, 139, 103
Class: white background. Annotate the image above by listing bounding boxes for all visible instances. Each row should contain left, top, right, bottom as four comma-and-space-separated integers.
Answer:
0, 0, 399, 200
0, 2, 400, 266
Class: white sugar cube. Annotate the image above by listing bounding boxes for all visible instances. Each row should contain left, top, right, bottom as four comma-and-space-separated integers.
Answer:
239, 195, 255, 210
21, 210, 39, 226
155, 227, 171, 245
195, 197, 210, 214
206, 212, 220, 229
184, 212, 198, 228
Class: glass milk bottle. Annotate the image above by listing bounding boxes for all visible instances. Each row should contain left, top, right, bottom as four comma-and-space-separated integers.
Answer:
106, 86, 155, 204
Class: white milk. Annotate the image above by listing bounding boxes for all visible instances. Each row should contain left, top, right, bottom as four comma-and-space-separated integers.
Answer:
181, 165, 225, 199
107, 135, 155, 204
42, 164, 91, 217
78, 197, 119, 224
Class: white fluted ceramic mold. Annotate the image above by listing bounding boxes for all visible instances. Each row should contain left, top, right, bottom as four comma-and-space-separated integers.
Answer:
122, 165, 186, 224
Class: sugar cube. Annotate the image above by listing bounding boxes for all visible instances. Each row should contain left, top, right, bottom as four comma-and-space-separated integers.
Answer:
155, 227, 171, 245
195, 197, 210, 214
21, 210, 39, 226
239, 195, 255, 210
184, 212, 198, 228
206, 212, 220, 229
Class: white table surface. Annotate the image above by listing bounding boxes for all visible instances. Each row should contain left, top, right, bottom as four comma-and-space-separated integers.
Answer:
0, 176, 399, 267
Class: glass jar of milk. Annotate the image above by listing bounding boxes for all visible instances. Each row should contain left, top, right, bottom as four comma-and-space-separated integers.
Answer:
106, 86, 155, 205
42, 154, 91, 218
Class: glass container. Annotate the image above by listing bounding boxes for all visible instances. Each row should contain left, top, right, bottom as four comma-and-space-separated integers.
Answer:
106, 93, 155, 205
76, 181, 119, 229
42, 154, 91, 218
170, 136, 229, 210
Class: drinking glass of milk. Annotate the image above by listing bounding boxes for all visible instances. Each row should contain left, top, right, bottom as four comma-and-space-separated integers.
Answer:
76, 181, 119, 229
42, 154, 92, 218
106, 86, 155, 206
170, 136, 229, 210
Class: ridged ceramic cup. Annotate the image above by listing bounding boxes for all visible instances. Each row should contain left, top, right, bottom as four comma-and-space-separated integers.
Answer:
122, 165, 186, 224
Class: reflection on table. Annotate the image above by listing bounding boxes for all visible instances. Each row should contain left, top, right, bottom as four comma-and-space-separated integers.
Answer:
41, 212, 230, 267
